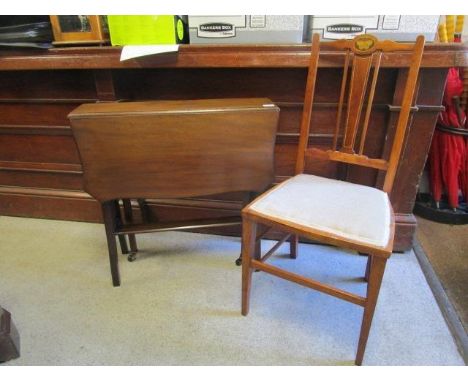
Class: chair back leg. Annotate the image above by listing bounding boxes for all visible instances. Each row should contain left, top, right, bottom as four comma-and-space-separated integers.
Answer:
289, 235, 299, 259
355, 255, 387, 365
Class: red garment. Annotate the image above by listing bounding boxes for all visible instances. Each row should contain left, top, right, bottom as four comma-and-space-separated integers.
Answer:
429, 130, 464, 208
428, 130, 442, 203
428, 67, 466, 208
460, 138, 468, 202
438, 68, 465, 128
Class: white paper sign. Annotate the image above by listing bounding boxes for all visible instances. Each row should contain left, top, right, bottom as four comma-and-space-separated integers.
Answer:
120, 45, 179, 61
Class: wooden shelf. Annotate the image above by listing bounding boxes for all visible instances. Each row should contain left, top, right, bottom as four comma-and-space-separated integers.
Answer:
0, 43, 467, 70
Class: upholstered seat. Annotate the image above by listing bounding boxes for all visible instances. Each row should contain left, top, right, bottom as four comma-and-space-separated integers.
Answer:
246, 174, 391, 248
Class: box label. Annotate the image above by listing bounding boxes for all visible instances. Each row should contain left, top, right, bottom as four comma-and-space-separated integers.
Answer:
199, 22, 236, 38
311, 15, 379, 39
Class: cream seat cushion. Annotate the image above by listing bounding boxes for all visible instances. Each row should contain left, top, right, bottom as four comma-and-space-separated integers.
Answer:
247, 174, 392, 248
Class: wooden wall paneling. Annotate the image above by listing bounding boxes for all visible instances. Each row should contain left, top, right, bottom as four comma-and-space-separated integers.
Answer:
390, 68, 447, 214
0, 46, 461, 251
0, 70, 97, 100
0, 134, 81, 164
0, 169, 83, 190
0, 186, 101, 222
113, 68, 309, 102
0, 71, 95, 222
0, 103, 81, 126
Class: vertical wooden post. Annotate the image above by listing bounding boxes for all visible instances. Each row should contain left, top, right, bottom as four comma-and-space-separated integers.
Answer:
93, 69, 117, 101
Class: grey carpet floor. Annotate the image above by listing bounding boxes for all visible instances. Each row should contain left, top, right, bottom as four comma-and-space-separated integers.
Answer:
0, 216, 464, 366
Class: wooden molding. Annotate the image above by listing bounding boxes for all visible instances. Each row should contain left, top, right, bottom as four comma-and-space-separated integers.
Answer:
0, 161, 82, 175
0, 44, 466, 71
0, 124, 72, 136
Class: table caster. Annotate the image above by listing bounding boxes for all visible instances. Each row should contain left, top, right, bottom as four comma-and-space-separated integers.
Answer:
128, 253, 137, 262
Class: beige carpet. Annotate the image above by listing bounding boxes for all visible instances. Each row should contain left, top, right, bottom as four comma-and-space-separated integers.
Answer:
416, 216, 468, 332
0, 216, 464, 365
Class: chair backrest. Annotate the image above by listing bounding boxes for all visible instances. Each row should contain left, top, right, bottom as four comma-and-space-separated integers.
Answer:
69, 98, 279, 202
295, 33, 425, 193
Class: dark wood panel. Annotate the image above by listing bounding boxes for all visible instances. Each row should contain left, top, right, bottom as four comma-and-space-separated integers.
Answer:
113, 68, 309, 102
278, 104, 347, 134
0, 188, 101, 222
274, 142, 340, 178
0, 160, 83, 190
0, 170, 83, 190
0, 103, 81, 126
416, 68, 450, 105
0, 70, 97, 100
113, 68, 397, 105
277, 104, 303, 133
0, 134, 81, 164
390, 68, 448, 213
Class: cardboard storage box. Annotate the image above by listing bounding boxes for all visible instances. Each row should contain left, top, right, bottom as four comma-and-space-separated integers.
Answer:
306, 15, 439, 41
107, 15, 189, 45
188, 15, 306, 44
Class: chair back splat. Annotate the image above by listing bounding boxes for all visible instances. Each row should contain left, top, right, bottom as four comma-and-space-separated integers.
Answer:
295, 33, 425, 194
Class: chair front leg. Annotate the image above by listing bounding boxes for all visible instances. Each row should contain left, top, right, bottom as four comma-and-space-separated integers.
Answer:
101, 200, 121, 287
241, 217, 258, 316
355, 255, 387, 365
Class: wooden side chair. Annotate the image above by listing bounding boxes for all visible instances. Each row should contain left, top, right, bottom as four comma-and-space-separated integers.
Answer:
241, 34, 425, 365
69, 98, 279, 287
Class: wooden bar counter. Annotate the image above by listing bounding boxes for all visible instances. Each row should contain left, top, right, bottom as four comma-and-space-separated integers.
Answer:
1, 43, 467, 251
